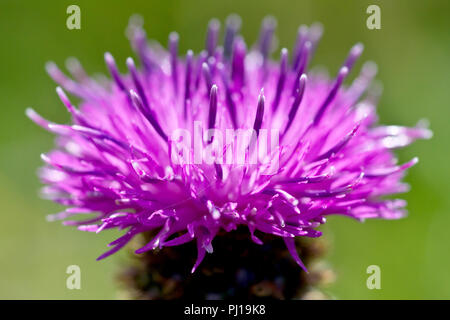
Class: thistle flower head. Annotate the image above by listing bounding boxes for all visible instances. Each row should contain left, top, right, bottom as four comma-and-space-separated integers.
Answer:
28, 15, 431, 272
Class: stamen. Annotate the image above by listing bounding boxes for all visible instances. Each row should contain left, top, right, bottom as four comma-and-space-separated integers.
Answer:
104, 52, 126, 91
169, 32, 179, 95
272, 48, 288, 111
292, 25, 308, 70
55, 86, 90, 126
184, 50, 193, 119
65, 57, 88, 82
231, 36, 246, 89
194, 51, 208, 89
307, 22, 323, 58
191, 239, 206, 273
56, 86, 76, 114
206, 19, 220, 57
343, 42, 364, 72
258, 16, 277, 61
365, 157, 419, 178
218, 66, 237, 128
223, 14, 241, 59
284, 74, 307, 135
215, 163, 223, 181
25, 108, 51, 129
130, 26, 155, 74
314, 122, 360, 161
129, 89, 168, 141
212, 48, 223, 74
208, 85, 218, 130
202, 62, 213, 93
284, 237, 307, 272
292, 41, 311, 95
253, 89, 265, 136
313, 66, 348, 125
69, 125, 129, 149
45, 62, 79, 95
126, 57, 150, 111
346, 61, 377, 106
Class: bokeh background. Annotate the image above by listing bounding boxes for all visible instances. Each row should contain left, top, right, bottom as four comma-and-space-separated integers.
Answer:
0, 0, 449, 299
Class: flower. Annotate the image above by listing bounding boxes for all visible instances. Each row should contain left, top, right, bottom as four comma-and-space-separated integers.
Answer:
27, 15, 431, 272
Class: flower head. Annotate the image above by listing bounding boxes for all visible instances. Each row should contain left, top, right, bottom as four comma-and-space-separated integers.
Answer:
28, 16, 431, 272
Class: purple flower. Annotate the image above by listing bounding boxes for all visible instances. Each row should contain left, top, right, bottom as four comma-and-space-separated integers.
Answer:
28, 16, 431, 272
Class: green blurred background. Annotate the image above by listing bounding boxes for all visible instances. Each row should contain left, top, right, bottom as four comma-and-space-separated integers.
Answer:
0, 0, 448, 299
